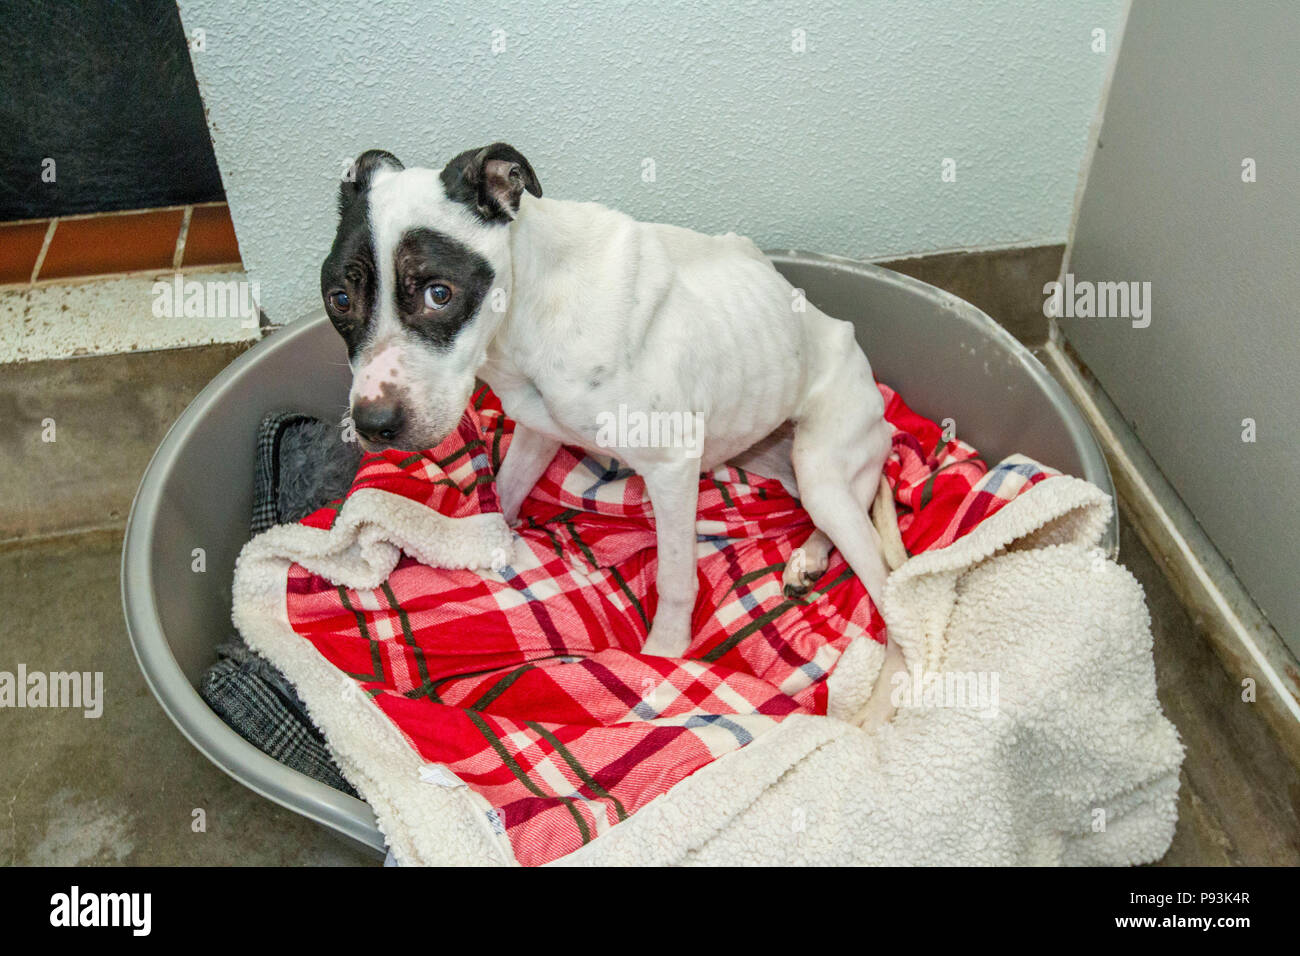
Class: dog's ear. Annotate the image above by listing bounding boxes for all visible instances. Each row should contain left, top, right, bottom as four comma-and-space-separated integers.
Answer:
338, 150, 403, 212
440, 142, 541, 224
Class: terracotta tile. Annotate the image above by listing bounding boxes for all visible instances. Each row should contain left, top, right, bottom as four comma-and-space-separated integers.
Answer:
38, 209, 184, 281
182, 204, 242, 268
0, 220, 51, 284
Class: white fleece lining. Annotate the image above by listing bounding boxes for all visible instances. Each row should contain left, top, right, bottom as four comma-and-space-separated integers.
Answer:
882, 472, 1113, 678
826, 470, 1107, 720
240, 487, 516, 589
824, 632, 886, 721
232, 473, 1183, 866
233, 563, 514, 866
232, 486, 517, 865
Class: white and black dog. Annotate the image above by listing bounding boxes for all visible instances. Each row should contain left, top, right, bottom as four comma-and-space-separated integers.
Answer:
321, 143, 905, 657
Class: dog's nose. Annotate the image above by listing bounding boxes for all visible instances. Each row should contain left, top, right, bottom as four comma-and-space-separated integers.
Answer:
352, 399, 405, 444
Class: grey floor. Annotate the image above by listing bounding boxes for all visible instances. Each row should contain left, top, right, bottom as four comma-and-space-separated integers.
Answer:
0, 529, 377, 866
1, 510, 1297, 865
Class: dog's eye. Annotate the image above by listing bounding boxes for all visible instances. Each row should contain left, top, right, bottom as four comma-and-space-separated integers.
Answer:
328, 290, 351, 313
423, 283, 453, 310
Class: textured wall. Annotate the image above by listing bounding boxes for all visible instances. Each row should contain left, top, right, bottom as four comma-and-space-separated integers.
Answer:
177, 0, 1123, 322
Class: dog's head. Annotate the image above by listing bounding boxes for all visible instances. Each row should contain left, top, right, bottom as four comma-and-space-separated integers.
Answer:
321, 143, 541, 451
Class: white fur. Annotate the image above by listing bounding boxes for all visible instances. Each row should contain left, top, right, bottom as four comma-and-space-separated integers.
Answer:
362, 173, 897, 656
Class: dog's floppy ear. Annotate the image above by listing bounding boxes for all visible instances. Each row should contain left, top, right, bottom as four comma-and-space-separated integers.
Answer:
338, 149, 403, 211
440, 142, 541, 224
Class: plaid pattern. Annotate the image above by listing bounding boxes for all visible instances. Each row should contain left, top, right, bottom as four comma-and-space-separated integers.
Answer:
282, 384, 1055, 865
250, 412, 313, 534
201, 637, 358, 797
201, 412, 358, 797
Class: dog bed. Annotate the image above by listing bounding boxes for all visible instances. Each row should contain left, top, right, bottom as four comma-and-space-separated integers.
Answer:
231, 383, 1183, 866
198, 413, 361, 797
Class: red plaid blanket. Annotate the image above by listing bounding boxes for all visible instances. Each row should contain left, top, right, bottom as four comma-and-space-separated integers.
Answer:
284, 384, 1052, 865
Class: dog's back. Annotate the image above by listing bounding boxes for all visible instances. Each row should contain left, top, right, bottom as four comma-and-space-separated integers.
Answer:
506, 196, 843, 467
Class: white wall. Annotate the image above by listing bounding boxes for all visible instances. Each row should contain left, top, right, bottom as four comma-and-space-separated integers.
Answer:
178, 0, 1124, 322
1059, 0, 1300, 649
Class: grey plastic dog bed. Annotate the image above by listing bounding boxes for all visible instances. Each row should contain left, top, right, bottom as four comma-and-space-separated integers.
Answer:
121, 251, 1117, 857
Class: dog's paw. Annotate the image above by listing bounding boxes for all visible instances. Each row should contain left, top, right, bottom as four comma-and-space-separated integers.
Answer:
781, 544, 827, 599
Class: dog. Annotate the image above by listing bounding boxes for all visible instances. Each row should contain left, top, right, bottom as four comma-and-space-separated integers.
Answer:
321, 142, 906, 657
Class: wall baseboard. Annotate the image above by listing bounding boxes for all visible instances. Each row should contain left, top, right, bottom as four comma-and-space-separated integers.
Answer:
1042, 338, 1300, 768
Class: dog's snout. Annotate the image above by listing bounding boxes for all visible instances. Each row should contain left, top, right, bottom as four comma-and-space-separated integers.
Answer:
352, 398, 405, 444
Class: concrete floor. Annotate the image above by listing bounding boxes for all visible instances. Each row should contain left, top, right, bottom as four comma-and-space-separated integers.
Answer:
1137, 502, 1300, 864
0, 528, 377, 866
0, 343, 252, 541
1, 510, 1297, 865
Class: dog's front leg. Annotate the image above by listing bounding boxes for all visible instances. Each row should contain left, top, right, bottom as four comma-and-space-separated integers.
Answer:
496, 422, 561, 524
640, 462, 701, 658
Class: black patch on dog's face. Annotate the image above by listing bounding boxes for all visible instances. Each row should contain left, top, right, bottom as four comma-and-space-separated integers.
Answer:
320, 188, 378, 360
392, 228, 494, 350
321, 151, 402, 360
322, 149, 495, 359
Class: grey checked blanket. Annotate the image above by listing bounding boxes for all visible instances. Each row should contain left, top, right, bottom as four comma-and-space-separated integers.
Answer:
199, 412, 361, 797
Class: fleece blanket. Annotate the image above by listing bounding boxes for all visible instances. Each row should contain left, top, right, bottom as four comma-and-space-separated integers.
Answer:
232, 385, 1183, 866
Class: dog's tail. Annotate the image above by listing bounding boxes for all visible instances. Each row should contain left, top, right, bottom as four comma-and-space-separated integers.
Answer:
871, 475, 908, 571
